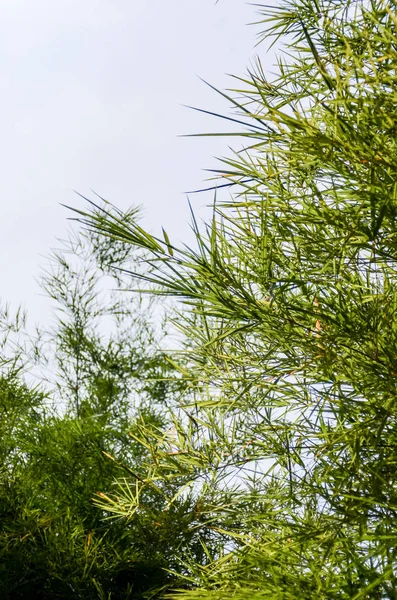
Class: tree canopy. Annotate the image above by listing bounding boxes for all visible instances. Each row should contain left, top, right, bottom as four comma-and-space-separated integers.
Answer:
0, 225, 207, 599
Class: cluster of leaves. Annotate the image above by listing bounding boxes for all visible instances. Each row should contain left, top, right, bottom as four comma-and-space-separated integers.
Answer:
73, 1, 397, 598
0, 223, 211, 599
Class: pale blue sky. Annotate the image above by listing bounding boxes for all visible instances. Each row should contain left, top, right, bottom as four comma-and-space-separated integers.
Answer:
0, 0, 275, 326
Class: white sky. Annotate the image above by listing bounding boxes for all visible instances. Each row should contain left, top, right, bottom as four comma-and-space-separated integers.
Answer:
0, 0, 276, 328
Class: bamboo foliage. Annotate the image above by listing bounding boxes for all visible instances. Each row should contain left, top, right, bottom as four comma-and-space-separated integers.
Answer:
72, 1, 397, 597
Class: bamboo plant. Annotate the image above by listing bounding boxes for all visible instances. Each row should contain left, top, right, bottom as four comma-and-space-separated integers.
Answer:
72, 1, 397, 597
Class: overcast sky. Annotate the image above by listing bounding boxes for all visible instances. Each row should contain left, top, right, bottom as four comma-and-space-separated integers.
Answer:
0, 0, 276, 327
